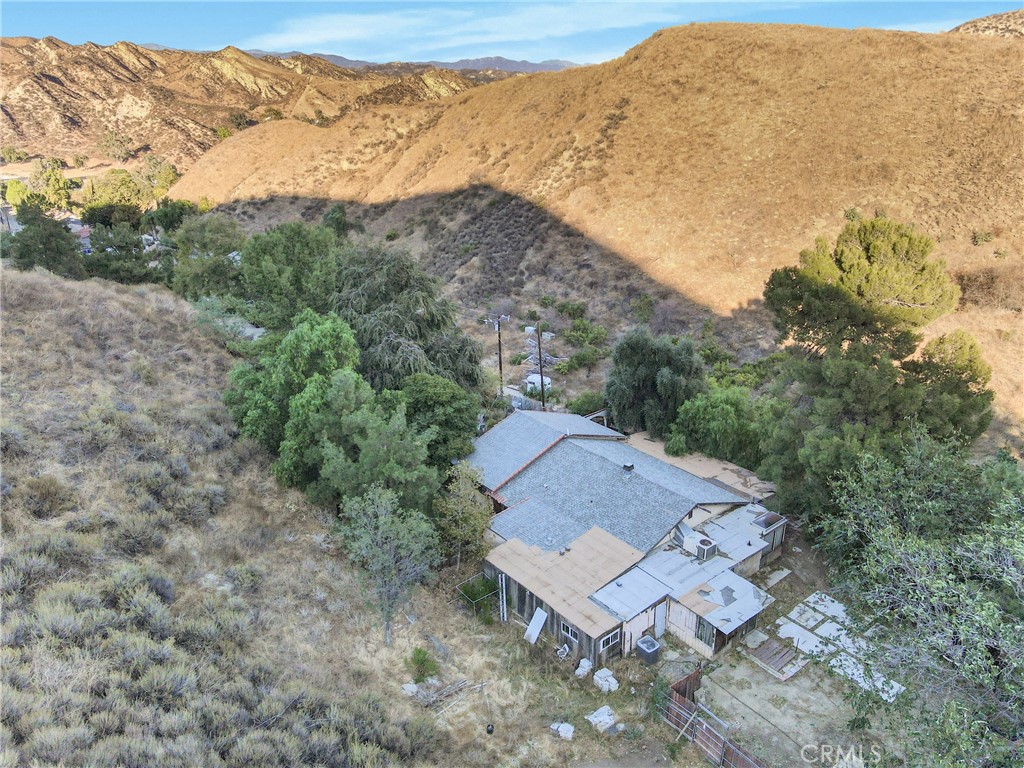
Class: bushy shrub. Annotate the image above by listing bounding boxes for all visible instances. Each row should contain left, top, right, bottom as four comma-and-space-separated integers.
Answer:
112, 513, 167, 556
567, 390, 605, 415
18, 475, 77, 519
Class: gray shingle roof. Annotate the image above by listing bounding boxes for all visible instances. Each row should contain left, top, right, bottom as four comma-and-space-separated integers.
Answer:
489, 437, 745, 553
466, 410, 623, 490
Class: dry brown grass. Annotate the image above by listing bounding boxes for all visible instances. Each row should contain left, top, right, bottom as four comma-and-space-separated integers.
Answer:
0, 268, 693, 766
170, 22, 1024, 450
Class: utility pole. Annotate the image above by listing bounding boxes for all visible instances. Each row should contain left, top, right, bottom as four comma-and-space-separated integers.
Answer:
486, 314, 511, 397
536, 326, 546, 411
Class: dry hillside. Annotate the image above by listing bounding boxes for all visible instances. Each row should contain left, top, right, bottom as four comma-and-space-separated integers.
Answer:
0, 37, 479, 166
950, 9, 1024, 37
171, 22, 1024, 450
0, 268, 706, 767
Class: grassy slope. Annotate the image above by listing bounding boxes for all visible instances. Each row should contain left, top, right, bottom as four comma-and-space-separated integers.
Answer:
0, 270, 702, 767
170, 22, 1024, 452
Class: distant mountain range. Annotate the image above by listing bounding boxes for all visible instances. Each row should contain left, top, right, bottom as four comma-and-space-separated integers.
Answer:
140, 45, 577, 73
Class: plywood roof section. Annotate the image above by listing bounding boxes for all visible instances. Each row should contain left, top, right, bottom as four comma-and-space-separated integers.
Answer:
486, 526, 642, 638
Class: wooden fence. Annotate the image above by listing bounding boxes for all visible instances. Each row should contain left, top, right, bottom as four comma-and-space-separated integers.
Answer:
658, 672, 769, 768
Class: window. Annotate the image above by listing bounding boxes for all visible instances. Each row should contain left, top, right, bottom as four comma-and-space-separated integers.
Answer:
560, 621, 579, 643
695, 616, 716, 648
599, 629, 620, 651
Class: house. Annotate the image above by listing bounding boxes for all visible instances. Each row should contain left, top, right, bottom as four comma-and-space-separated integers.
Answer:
468, 410, 785, 666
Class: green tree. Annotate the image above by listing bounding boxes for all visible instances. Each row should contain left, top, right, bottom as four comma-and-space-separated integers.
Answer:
905, 330, 993, 441
432, 463, 491, 567
764, 216, 959, 351
132, 155, 180, 201
2, 179, 42, 210
224, 310, 360, 453
666, 384, 765, 470
84, 168, 144, 208
604, 328, 706, 438
141, 198, 198, 236
322, 202, 364, 240
567, 390, 605, 416
171, 213, 247, 299
824, 434, 1024, 765
273, 369, 438, 511
98, 130, 134, 162
337, 486, 440, 645
239, 222, 341, 329
229, 112, 250, 131
28, 157, 71, 210
0, 146, 29, 163
7, 204, 85, 278
84, 223, 156, 284
333, 243, 483, 391
400, 373, 479, 470
81, 202, 143, 230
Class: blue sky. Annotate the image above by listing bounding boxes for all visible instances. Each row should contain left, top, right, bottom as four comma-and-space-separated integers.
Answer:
2, 2, 1018, 64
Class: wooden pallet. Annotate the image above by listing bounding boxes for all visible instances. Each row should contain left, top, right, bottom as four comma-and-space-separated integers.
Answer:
750, 638, 796, 672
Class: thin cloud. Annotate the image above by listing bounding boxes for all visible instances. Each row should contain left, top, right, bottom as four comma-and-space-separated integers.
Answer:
882, 18, 970, 34
239, 3, 695, 58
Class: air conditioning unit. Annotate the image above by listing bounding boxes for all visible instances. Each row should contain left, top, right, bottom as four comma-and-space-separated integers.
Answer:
696, 537, 718, 561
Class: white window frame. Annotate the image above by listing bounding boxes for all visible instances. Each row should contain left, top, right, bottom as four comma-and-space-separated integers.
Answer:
560, 621, 579, 643
599, 628, 620, 651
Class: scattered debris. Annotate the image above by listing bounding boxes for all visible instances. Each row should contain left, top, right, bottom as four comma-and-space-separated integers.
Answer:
575, 658, 593, 678
586, 705, 618, 733
593, 667, 619, 692
549, 721, 575, 740
427, 634, 451, 660
401, 683, 419, 697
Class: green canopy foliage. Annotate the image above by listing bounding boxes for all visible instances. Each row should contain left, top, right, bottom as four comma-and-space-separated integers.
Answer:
332, 243, 483, 391
604, 328, 706, 438
321, 202, 364, 240
824, 432, 1024, 765
764, 216, 960, 351
84, 223, 159, 284
2, 179, 43, 210
81, 202, 143, 230
141, 198, 197, 235
171, 213, 247, 300
224, 310, 360, 454
28, 157, 71, 210
336, 486, 440, 645
273, 369, 437, 512
758, 218, 992, 525
400, 373, 479, 470
239, 222, 341, 329
432, 463, 491, 567
666, 384, 765, 469
8, 205, 85, 279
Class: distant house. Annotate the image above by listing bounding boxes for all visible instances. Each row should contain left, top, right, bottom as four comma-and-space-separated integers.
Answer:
467, 410, 786, 666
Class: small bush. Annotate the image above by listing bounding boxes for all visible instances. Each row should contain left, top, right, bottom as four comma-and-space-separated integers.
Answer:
971, 230, 994, 246
844, 207, 862, 221
509, 353, 527, 366
226, 564, 263, 595
384, 229, 399, 241
556, 300, 586, 319
112, 514, 167, 556
405, 647, 439, 683
18, 475, 77, 519
567, 390, 605, 415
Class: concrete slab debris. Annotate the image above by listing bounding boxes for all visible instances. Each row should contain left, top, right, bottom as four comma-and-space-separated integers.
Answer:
816, 620, 868, 657
828, 653, 905, 703
593, 667, 620, 692
741, 628, 770, 650
585, 705, 618, 733
401, 683, 418, 697
776, 619, 837, 657
575, 658, 593, 678
788, 603, 827, 630
549, 722, 575, 740
804, 591, 849, 624
763, 568, 791, 589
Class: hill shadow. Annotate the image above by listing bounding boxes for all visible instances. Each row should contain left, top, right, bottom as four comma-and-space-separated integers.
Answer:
215, 184, 775, 361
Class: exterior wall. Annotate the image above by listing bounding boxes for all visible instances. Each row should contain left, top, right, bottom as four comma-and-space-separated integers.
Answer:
667, 599, 716, 660
760, 523, 787, 564
484, 562, 621, 665
732, 551, 763, 578
622, 604, 658, 653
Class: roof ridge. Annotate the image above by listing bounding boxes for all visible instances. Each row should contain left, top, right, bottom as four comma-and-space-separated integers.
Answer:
491, 433, 565, 493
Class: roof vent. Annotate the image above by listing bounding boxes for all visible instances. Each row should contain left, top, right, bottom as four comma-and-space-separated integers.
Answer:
615, 580, 623, 587
622, 463, 634, 473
